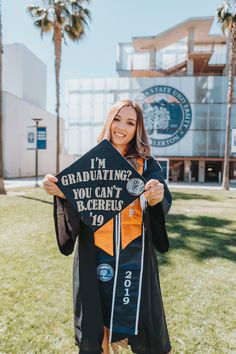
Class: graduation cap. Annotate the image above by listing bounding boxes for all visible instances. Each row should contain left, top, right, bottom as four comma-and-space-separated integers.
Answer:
56, 140, 146, 231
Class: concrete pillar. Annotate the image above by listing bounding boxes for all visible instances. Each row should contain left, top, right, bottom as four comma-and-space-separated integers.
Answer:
187, 27, 194, 52
187, 27, 194, 76
184, 160, 191, 182
198, 160, 205, 183
149, 46, 156, 71
187, 59, 194, 76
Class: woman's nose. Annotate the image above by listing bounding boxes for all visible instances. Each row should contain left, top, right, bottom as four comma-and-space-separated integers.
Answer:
117, 122, 126, 131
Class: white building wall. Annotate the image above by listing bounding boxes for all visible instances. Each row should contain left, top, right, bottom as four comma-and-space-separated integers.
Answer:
2, 44, 23, 99
22, 45, 47, 110
3, 44, 46, 110
3, 92, 66, 178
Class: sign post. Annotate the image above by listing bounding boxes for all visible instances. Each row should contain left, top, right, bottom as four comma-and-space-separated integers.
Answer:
27, 119, 47, 187
32, 118, 43, 187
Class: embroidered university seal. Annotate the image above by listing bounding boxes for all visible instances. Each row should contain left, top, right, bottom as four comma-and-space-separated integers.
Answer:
97, 263, 114, 282
142, 85, 192, 147
126, 178, 145, 196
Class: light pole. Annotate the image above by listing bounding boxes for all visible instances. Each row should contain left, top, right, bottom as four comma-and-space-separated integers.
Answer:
32, 118, 42, 187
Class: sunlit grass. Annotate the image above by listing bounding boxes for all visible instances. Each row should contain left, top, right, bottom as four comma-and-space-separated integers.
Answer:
0, 187, 236, 354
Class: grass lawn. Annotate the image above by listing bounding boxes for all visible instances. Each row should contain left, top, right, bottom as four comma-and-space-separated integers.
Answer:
0, 187, 235, 354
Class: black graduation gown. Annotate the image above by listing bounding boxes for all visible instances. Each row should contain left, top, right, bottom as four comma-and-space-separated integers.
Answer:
54, 157, 172, 354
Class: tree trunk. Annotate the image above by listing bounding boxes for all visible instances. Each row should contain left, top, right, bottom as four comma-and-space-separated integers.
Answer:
0, 0, 6, 194
54, 20, 62, 174
222, 28, 236, 190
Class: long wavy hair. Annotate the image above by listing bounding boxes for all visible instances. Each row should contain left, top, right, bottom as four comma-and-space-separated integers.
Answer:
97, 100, 151, 169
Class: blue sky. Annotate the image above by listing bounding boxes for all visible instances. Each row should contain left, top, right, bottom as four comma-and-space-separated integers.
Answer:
2, 0, 223, 115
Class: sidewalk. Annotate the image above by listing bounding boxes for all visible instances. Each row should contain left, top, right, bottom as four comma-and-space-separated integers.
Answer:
169, 181, 236, 190
4, 177, 236, 190
4, 177, 44, 189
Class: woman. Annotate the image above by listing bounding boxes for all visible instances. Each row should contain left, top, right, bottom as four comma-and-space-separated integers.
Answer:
43, 100, 172, 354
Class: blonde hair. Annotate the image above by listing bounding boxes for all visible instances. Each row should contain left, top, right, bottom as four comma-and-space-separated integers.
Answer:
97, 100, 151, 168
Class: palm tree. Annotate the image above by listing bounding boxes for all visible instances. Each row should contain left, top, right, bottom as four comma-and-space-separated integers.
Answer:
0, 0, 6, 194
27, 0, 91, 173
217, 0, 236, 190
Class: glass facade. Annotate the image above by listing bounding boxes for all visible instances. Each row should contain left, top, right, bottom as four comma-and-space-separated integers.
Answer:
156, 38, 187, 70
117, 39, 226, 72
65, 76, 234, 158
117, 43, 150, 71
65, 76, 236, 182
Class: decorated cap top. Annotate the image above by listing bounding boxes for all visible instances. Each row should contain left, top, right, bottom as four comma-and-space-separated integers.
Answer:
56, 140, 146, 231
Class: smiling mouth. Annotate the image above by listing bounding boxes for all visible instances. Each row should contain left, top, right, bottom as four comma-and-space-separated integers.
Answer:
114, 132, 125, 137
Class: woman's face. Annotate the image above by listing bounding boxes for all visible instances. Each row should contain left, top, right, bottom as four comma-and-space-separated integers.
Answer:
110, 106, 137, 153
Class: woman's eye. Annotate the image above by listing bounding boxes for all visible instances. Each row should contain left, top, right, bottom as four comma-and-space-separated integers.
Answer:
113, 117, 119, 121
128, 122, 135, 126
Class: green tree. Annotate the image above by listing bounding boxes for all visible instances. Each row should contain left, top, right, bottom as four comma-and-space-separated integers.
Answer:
27, 0, 91, 173
217, 0, 236, 190
0, 0, 6, 194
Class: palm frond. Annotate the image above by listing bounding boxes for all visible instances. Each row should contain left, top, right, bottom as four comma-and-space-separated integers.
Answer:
70, 1, 90, 16
34, 18, 53, 33
70, 1, 82, 12
27, 0, 91, 42
61, 6, 72, 18
80, 8, 91, 22
71, 0, 91, 5
71, 14, 82, 30
217, 1, 236, 33
64, 24, 84, 41
27, 5, 40, 12
27, 5, 46, 18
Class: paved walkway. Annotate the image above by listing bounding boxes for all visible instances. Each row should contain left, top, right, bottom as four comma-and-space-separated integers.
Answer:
169, 181, 236, 190
3, 177, 236, 190
4, 177, 44, 189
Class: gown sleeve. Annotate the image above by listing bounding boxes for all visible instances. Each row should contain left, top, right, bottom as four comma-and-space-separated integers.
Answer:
143, 157, 172, 253
53, 196, 81, 256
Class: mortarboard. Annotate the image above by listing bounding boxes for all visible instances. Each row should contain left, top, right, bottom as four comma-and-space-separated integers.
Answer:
56, 140, 146, 231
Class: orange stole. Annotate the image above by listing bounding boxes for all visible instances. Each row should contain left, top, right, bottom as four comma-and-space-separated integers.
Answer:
94, 158, 144, 256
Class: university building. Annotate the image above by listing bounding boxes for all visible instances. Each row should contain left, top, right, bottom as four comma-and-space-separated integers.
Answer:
65, 16, 236, 183
2, 43, 72, 178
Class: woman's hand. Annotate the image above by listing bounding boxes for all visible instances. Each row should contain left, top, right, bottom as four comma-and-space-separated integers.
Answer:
43, 174, 66, 199
143, 179, 164, 206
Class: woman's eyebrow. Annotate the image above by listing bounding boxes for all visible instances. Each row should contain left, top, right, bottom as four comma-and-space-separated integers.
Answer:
115, 114, 137, 121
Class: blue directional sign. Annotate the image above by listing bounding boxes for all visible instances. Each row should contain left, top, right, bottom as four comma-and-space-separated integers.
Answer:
26, 126, 47, 150
37, 127, 47, 149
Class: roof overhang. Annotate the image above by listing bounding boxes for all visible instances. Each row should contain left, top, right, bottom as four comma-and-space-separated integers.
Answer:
133, 17, 225, 52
